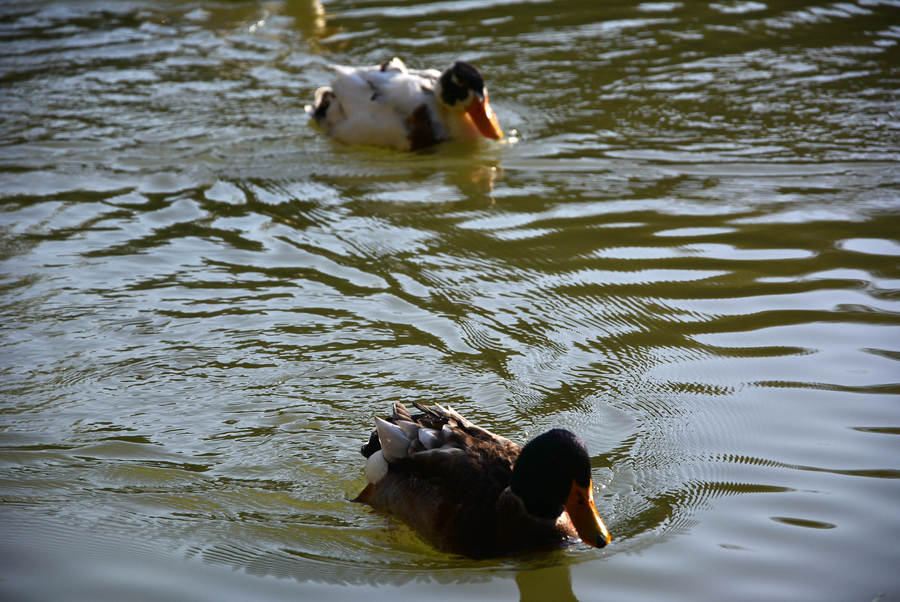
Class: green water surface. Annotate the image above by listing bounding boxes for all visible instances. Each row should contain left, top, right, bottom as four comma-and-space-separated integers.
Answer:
1, 1, 899, 600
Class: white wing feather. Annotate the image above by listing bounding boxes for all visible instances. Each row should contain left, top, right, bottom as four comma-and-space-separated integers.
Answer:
324, 65, 438, 150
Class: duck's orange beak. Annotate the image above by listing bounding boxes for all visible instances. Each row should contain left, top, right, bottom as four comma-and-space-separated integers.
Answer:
466, 91, 503, 140
565, 478, 611, 548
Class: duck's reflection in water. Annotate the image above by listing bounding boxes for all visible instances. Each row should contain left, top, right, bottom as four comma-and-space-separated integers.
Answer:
516, 562, 578, 602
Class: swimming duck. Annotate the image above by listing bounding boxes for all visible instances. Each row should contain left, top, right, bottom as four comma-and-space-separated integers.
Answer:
354, 402, 611, 558
307, 58, 503, 151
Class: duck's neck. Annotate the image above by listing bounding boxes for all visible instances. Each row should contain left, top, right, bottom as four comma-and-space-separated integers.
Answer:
495, 487, 571, 551
434, 103, 481, 142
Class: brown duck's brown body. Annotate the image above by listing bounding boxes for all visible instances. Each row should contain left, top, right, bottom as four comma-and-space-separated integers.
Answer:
354, 403, 588, 558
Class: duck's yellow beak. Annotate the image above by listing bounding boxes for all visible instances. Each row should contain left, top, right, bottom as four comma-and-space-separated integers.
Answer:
466, 91, 503, 140
566, 478, 611, 548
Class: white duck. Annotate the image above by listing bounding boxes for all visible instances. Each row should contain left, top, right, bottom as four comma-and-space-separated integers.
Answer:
307, 58, 503, 151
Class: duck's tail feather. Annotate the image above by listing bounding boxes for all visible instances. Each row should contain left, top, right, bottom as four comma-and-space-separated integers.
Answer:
360, 428, 381, 458
392, 402, 414, 423
352, 482, 375, 503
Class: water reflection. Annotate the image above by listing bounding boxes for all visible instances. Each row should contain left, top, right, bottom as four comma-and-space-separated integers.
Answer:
516, 562, 578, 602
282, 0, 328, 42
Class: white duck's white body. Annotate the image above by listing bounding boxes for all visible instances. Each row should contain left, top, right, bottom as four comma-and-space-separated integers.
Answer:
307, 58, 502, 151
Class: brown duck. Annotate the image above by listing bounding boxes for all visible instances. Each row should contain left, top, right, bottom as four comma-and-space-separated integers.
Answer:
354, 402, 611, 558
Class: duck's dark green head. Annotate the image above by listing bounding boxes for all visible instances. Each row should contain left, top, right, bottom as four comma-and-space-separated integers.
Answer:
511, 429, 611, 548
436, 61, 503, 140
437, 61, 485, 107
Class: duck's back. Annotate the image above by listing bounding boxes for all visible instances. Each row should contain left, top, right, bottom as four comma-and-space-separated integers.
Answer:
315, 63, 443, 150
366, 437, 517, 554
355, 403, 574, 557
